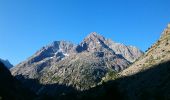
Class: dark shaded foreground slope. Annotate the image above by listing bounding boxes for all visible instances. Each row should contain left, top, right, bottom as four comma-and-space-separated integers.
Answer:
13, 60, 170, 100
0, 62, 35, 100
75, 60, 170, 100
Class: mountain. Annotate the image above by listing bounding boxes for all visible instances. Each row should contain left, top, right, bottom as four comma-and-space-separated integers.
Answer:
0, 61, 35, 100
59, 24, 170, 100
0, 58, 13, 69
11, 32, 143, 95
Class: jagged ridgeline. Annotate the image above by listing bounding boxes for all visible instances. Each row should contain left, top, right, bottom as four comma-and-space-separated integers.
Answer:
11, 32, 143, 95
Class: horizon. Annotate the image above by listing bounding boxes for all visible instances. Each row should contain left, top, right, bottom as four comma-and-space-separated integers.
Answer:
0, 0, 170, 65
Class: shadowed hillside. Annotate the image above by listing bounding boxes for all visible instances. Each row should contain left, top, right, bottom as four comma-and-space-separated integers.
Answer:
0, 62, 35, 100
72, 60, 170, 100
14, 60, 170, 100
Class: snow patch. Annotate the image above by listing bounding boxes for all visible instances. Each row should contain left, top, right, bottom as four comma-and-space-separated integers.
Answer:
61, 58, 65, 60
55, 52, 58, 55
63, 53, 69, 57
97, 41, 100, 44
58, 48, 63, 52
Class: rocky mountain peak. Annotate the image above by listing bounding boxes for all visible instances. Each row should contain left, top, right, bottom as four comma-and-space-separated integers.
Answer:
25, 40, 75, 64
87, 32, 101, 37
76, 32, 109, 52
84, 32, 105, 43
52, 40, 75, 53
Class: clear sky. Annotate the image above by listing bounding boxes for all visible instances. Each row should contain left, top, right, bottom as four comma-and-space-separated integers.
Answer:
0, 0, 170, 65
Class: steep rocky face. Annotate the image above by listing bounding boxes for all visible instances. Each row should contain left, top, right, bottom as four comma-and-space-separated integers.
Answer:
120, 24, 170, 76
29, 41, 76, 63
77, 32, 108, 52
11, 41, 76, 79
105, 40, 143, 62
77, 32, 143, 62
0, 58, 13, 69
11, 32, 143, 95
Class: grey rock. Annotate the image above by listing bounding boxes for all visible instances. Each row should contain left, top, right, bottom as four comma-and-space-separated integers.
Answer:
11, 32, 143, 95
105, 40, 143, 62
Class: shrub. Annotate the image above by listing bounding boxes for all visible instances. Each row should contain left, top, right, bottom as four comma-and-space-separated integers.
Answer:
52, 76, 61, 82
102, 70, 117, 82
165, 42, 169, 46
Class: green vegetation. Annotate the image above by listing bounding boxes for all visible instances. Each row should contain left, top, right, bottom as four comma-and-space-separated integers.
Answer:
165, 41, 169, 46
51, 76, 61, 82
107, 70, 117, 78
101, 70, 118, 83
167, 51, 170, 53
146, 55, 155, 64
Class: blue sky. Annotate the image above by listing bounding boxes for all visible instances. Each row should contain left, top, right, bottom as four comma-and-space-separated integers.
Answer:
0, 0, 170, 65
